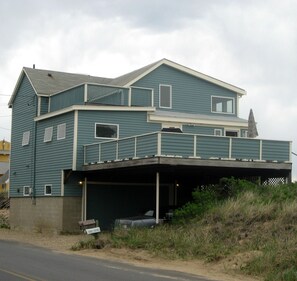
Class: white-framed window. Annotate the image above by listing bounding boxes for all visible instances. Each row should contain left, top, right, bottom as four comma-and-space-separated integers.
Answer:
44, 184, 52, 195
44, 126, 53, 142
23, 186, 30, 196
57, 123, 66, 140
161, 123, 183, 133
22, 131, 30, 146
95, 123, 119, 139
214, 129, 223, 136
225, 130, 239, 137
211, 96, 235, 114
159, 84, 172, 108
242, 130, 248, 138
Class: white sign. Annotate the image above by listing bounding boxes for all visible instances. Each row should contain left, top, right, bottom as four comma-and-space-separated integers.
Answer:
85, 227, 101, 235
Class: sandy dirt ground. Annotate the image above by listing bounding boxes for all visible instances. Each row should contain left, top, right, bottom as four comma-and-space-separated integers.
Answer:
0, 227, 261, 281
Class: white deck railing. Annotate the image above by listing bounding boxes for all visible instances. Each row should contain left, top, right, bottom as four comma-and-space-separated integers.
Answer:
83, 132, 292, 165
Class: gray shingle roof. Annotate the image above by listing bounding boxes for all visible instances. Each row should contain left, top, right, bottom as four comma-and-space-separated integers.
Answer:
9, 59, 245, 107
110, 59, 162, 86
23, 60, 163, 95
23, 67, 113, 95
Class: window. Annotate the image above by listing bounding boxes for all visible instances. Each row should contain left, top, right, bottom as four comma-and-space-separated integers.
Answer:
214, 129, 223, 136
95, 123, 118, 139
211, 96, 234, 114
159, 84, 172, 108
242, 130, 248, 138
44, 127, 53, 142
161, 123, 183, 133
44, 184, 52, 195
225, 130, 238, 137
23, 186, 30, 196
22, 131, 30, 146
57, 123, 66, 140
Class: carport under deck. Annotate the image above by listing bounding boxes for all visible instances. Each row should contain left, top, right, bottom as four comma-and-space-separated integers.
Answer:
81, 155, 291, 230
81, 132, 292, 229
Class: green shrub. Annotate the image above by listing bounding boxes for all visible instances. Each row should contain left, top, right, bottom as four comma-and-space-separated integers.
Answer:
173, 188, 216, 223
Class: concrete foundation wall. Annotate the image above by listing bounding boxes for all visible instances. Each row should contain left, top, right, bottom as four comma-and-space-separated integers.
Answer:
10, 197, 82, 233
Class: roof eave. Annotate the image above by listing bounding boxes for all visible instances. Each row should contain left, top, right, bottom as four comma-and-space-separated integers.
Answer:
8, 68, 38, 107
124, 58, 246, 96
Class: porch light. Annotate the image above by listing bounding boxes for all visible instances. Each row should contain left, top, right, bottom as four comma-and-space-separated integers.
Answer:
79, 181, 83, 185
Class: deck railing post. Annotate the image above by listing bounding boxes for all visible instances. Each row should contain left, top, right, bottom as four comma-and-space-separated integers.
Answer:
128, 88, 132, 106
229, 138, 232, 159
134, 137, 137, 158
193, 135, 197, 157
151, 89, 154, 107
116, 141, 119, 160
259, 140, 263, 160
157, 132, 162, 156
84, 146, 86, 165
99, 143, 101, 162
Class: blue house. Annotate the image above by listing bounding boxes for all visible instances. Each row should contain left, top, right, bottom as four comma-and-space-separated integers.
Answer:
8, 59, 292, 232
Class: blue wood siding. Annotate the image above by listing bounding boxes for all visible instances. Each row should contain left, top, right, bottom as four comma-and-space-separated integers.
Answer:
232, 138, 260, 159
34, 112, 75, 196
197, 136, 230, 158
131, 88, 152, 106
132, 64, 238, 116
87, 85, 128, 106
40, 97, 49, 115
262, 140, 291, 161
50, 85, 84, 112
76, 111, 161, 169
161, 134, 193, 157
10, 76, 37, 197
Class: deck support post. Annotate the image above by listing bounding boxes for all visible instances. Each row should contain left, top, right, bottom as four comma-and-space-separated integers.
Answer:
81, 177, 87, 221
156, 172, 160, 224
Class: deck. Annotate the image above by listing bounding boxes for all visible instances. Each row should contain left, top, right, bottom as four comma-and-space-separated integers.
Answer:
83, 132, 292, 174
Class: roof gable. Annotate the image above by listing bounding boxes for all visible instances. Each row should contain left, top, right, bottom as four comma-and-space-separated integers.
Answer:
121, 59, 246, 95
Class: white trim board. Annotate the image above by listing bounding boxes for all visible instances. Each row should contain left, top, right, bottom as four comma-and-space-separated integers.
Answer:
35, 105, 156, 121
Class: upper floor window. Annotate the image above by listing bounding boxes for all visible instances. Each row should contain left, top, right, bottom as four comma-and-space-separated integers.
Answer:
214, 129, 223, 136
22, 131, 30, 146
95, 123, 118, 139
225, 130, 239, 137
159, 84, 172, 108
242, 130, 248, 138
211, 96, 234, 114
44, 126, 53, 142
57, 123, 66, 140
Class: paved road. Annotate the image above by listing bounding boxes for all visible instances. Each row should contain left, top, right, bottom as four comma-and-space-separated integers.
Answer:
0, 240, 218, 281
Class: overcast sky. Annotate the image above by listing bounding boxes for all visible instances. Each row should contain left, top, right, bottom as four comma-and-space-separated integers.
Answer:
0, 0, 296, 179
